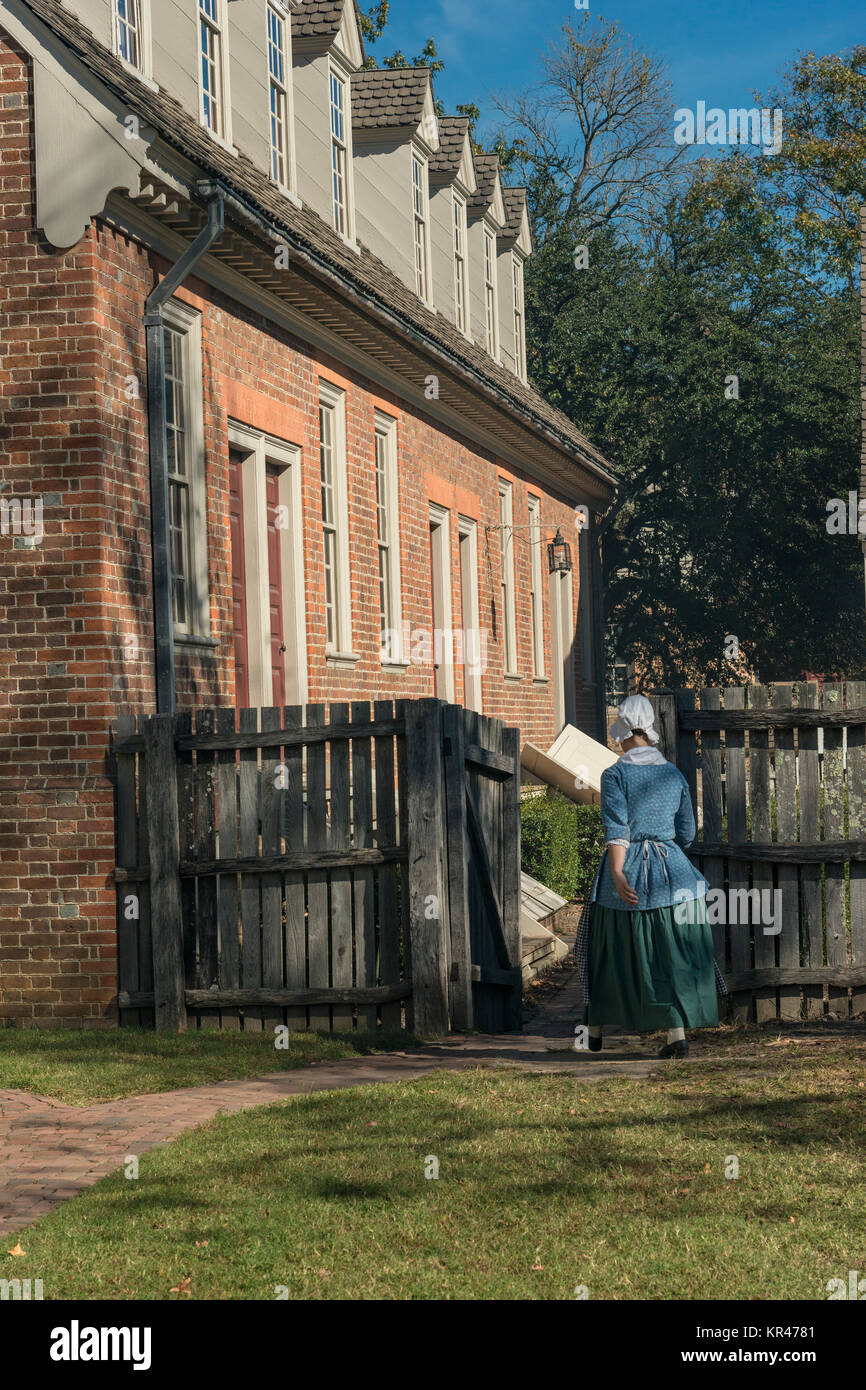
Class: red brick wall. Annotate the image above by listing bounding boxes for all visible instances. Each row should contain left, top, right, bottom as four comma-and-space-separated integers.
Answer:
0, 32, 598, 1025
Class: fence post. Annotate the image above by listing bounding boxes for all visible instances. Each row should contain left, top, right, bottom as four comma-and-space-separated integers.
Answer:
501, 724, 523, 1031
144, 713, 186, 1032
404, 699, 451, 1035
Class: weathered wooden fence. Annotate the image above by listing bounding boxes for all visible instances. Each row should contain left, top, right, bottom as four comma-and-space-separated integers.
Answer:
650, 682, 866, 1022
111, 699, 522, 1034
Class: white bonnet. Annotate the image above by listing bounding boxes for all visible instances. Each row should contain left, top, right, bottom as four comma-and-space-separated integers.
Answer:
609, 694, 660, 745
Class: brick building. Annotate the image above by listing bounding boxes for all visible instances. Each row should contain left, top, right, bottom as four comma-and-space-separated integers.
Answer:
0, 0, 616, 1025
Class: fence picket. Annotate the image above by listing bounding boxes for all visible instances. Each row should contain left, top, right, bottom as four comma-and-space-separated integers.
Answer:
216, 707, 240, 1031
238, 707, 263, 1032
846, 680, 866, 1016
724, 687, 750, 1021
306, 705, 330, 1032
329, 703, 354, 1031
283, 705, 307, 1032
351, 701, 377, 1032
772, 683, 801, 1020
699, 688, 726, 988
749, 685, 775, 1023
195, 709, 219, 1030
796, 682, 823, 1018
823, 682, 847, 1015
374, 699, 401, 1029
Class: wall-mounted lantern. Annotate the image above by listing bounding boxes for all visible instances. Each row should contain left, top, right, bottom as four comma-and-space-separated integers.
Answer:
547, 526, 573, 574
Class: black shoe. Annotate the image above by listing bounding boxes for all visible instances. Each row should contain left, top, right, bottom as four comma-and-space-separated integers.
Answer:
588, 1033, 603, 1052
658, 1039, 689, 1059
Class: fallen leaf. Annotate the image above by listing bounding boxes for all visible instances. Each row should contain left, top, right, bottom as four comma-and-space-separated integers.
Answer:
703, 1163, 711, 1173
170, 1276, 192, 1295
531, 1264, 544, 1271
7, 1242, 25, 1258
195, 1240, 209, 1248
317, 1268, 331, 1278
366, 1121, 378, 1127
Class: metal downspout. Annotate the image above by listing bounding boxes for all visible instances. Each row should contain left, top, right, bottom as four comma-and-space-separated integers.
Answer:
144, 184, 225, 714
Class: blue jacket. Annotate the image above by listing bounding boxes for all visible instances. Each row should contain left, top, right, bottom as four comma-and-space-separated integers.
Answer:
591, 759, 708, 911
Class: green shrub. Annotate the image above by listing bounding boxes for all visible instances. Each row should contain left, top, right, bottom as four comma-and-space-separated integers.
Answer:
520, 790, 605, 901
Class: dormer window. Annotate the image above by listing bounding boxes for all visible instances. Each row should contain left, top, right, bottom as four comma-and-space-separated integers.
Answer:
453, 192, 469, 333
412, 152, 431, 302
330, 67, 350, 235
199, 0, 228, 138
512, 254, 526, 379
267, 3, 292, 188
484, 225, 499, 358
114, 0, 142, 67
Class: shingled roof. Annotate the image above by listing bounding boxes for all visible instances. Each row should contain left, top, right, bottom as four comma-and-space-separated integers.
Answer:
17, 0, 616, 489
429, 115, 472, 177
469, 152, 502, 212
351, 68, 432, 131
501, 186, 529, 242
291, 0, 353, 40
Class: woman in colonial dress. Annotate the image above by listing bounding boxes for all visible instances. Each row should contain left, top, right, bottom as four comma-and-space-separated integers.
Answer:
575, 695, 726, 1058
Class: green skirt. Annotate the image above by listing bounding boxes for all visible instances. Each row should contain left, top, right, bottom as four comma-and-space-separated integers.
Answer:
586, 899, 719, 1033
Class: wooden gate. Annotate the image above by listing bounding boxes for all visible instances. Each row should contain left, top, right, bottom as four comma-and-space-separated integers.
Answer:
650, 682, 866, 1022
442, 706, 523, 1032
111, 698, 522, 1034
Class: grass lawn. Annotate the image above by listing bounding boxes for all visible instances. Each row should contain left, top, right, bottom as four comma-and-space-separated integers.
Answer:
0, 1027, 418, 1105
9, 1040, 866, 1300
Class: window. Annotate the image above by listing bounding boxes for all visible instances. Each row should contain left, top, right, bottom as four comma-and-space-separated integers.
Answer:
330, 67, 349, 235
484, 226, 499, 358
319, 384, 352, 655
114, 0, 142, 68
453, 192, 469, 333
429, 504, 454, 701
458, 517, 482, 712
163, 302, 208, 635
267, 3, 292, 188
199, 0, 227, 138
412, 152, 430, 302
498, 480, 517, 674
375, 413, 404, 663
528, 496, 544, 676
513, 254, 526, 379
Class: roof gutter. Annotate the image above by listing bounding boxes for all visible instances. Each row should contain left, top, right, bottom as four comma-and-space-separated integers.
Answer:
144, 184, 225, 713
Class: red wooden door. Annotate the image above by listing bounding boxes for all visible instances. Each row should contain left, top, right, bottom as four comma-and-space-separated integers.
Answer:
229, 449, 250, 708
266, 465, 287, 709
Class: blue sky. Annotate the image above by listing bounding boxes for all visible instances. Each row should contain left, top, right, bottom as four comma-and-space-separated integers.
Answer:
364, 0, 863, 137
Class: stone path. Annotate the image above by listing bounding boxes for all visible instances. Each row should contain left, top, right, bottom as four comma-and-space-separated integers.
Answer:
0, 966, 658, 1239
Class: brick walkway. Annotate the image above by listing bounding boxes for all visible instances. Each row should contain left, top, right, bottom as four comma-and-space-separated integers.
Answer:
0, 968, 657, 1239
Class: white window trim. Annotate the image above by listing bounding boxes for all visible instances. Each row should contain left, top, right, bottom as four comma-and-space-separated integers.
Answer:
411, 147, 432, 306
498, 479, 517, 676
513, 253, 527, 381
164, 298, 209, 639
484, 222, 500, 361
453, 189, 470, 336
197, 0, 234, 149
265, 1, 298, 199
228, 421, 308, 709
318, 381, 354, 658
429, 502, 455, 703
113, 0, 154, 82
328, 61, 357, 245
458, 515, 482, 712
374, 410, 405, 667
527, 495, 545, 677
